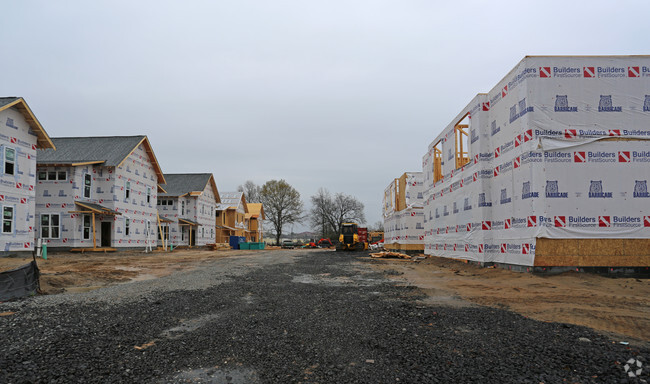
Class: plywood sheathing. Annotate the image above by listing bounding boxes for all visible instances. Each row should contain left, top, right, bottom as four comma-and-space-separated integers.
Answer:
535, 238, 650, 266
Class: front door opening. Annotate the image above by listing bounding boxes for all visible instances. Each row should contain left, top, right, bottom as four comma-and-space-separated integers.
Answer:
101, 222, 111, 247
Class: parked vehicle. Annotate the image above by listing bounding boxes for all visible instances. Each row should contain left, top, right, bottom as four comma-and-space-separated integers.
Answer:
317, 238, 333, 248
281, 240, 295, 249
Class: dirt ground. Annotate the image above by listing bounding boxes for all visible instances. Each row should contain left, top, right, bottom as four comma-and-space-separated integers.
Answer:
1, 249, 648, 345
0, 248, 256, 295
368, 255, 650, 346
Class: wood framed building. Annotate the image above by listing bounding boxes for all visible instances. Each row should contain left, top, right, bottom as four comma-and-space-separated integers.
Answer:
215, 192, 248, 243
157, 173, 220, 248
35, 136, 165, 251
382, 172, 425, 252
245, 203, 265, 242
0, 97, 55, 255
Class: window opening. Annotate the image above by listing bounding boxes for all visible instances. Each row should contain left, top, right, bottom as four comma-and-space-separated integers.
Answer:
41, 214, 60, 239
83, 214, 91, 239
433, 140, 443, 182
84, 174, 92, 198
455, 113, 470, 169
2, 206, 14, 233
4, 148, 15, 175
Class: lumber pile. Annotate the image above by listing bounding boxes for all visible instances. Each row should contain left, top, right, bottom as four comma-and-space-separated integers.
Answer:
207, 243, 231, 251
370, 251, 412, 260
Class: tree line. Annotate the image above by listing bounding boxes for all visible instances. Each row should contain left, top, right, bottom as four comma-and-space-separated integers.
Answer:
237, 180, 370, 244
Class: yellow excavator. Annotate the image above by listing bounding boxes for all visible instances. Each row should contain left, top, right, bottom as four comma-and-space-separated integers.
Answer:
335, 222, 368, 251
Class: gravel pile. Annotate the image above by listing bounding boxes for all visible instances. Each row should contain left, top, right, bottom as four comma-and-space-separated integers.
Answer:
1, 250, 647, 383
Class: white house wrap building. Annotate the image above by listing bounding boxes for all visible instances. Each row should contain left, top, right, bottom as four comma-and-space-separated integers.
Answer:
157, 173, 220, 247
35, 136, 165, 250
0, 97, 55, 255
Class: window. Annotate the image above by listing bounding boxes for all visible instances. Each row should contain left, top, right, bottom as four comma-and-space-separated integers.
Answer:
202, 227, 205, 237
181, 228, 185, 241
41, 214, 60, 239
125, 218, 130, 236
181, 201, 185, 215
2, 206, 14, 233
145, 220, 151, 236
211, 228, 214, 238
82, 214, 91, 239
146, 187, 151, 204
4, 148, 15, 175
433, 140, 443, 183
125, 181, 131, 199
83, 174, 92, 198
454, 113, 470, 169
161, 199, 166, 206
37, 170, 67, 181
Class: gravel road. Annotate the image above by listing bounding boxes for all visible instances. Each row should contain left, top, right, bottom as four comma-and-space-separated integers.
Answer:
1, 250, 648, 383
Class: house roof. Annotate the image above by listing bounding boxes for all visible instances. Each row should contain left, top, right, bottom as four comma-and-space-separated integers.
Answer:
245, 203, 265, 220
158, 216, 174, 223
218, 192, 248, 213
0, 97, 55, 149
178, 218, 200, 226
159, 173, 220, 202
74, 201, 121, 216
37, 135, 165, 183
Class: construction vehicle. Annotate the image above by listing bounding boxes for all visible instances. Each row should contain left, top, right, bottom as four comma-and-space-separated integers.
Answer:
335, 222, 368, 251
368, 231, 384, 244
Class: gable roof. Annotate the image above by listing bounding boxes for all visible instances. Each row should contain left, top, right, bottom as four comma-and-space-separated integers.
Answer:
37, 135, 165, 183
246, 203, 265, 220
217, 192, 248, 213
159, 173, 220, 201
0, 97, 55, 149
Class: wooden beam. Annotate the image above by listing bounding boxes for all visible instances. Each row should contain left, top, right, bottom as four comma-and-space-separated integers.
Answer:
92, 212, 97, 248
71, 161, 105, 166
157, 212, 165, 251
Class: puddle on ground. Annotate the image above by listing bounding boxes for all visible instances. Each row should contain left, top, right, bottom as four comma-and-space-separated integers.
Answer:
161, 313, 221, 339
292, 273, 381, 287
162, 367, 259, 384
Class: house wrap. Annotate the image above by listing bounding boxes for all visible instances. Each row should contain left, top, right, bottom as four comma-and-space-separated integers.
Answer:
421, 56, 650, 267
0, 97, 55, 255
157, 173, 220, 247
35, 136, 165, 249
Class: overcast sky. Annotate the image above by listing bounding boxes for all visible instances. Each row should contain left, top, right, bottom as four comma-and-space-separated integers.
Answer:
3, 1, 649, 232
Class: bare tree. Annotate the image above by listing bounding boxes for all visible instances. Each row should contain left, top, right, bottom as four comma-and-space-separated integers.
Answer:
330, 192, 366, 234
309, 189, 365, 237
237, 180, 261, 203
309, 188, 336, 238
259, 179, 303, 244
371, 220, 384, 232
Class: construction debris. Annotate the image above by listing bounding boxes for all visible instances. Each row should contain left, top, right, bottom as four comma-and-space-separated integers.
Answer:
370, 251, 412, 260
207, 243, 231, 251
134, 340, 156, 350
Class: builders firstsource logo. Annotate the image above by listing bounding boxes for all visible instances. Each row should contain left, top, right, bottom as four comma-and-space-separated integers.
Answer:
552, 67, 581, 78
574, 151, 617, 163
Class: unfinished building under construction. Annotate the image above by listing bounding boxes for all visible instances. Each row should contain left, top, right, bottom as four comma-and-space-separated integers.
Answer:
392, 55, 650, 268
382, 172, 424, 252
